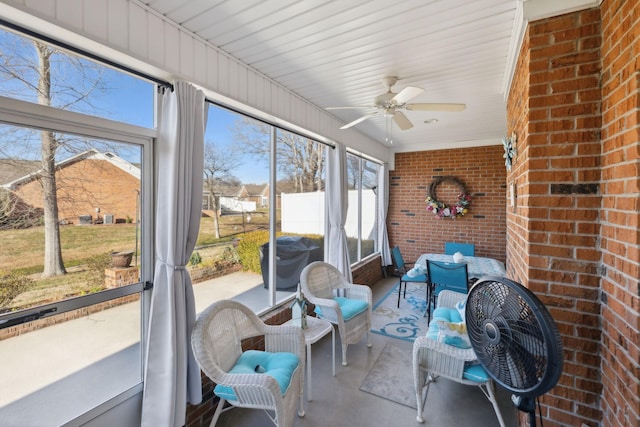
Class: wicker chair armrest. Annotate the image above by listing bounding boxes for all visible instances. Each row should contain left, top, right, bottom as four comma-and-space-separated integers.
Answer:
216, 371, 285, 404
305, 296, 341, 323
304, 294, 339, 310
263, 325, 306, 357
412, 336, 477, 380
437, 290, 467, 309
344, 284, 373, 305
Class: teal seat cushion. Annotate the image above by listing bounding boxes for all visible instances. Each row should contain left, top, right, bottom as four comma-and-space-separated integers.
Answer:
426, 307, 471, 349
314, 297, 368, 321
426, 307, 460, 341
214, 350, 299, 401
463, 364, 490, 382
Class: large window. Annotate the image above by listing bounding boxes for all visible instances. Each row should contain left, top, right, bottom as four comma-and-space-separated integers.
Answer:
192, 104, 326, 313
0, 26, 155, 425
346, 153, 380, 263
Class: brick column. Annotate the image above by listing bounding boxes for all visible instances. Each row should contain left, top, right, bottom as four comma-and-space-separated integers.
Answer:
105, 266, 140, 288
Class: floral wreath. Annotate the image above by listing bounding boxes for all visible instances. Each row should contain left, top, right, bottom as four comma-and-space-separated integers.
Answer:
425, 176, 471, 219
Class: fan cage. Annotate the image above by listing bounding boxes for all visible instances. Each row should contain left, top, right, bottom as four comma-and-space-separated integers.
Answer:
466, 276, 563, 398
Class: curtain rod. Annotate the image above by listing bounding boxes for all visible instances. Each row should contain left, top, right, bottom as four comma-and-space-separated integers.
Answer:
0, 19, 172, 90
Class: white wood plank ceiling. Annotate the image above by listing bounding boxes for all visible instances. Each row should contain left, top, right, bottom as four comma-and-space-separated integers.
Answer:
143, 0, 520, 152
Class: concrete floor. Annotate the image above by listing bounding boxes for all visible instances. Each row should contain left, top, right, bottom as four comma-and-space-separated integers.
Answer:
214, 276, 520, 427
0, 272, 520, 426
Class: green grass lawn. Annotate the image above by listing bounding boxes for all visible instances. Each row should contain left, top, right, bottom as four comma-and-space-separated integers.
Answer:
0, 211, 276, 311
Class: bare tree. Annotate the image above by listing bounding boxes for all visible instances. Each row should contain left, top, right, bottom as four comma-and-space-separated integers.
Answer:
230, 117, 325, 192
203, 142, 242, 239
0, 33, 107, 277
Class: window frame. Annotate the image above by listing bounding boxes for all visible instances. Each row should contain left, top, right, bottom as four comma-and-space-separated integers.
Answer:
0, 95, 156, 424
346, 151, 381, 265
0, 95, 156, 328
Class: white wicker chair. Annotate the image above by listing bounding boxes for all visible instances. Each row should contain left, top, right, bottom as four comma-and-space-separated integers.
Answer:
412, 290, 506, 426
300, 261, 372, 366
191, 300, 305, 427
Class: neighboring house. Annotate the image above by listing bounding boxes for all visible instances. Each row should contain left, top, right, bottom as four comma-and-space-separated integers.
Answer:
0, 159, 41, 185
203, 181, 261, 215
243, 183, 269, 208
2, 149, 140, 224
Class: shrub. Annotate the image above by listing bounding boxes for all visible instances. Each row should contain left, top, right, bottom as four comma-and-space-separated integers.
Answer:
0, 270, 33, 309
189, 251, 202, 266
0, 188, 43, 230
220, 247, 240, 264
237, 230, 270, 273
236, 231, 324, 275
85, 252, 112, 290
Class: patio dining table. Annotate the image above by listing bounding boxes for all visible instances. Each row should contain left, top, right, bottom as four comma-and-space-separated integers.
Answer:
407, 253, 506, 280
407, 253, 506, 319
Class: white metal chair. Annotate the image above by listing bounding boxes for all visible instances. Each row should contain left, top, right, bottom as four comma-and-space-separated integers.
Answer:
191, 300, 305, 427
412, 290, 506, 427
300, 261, 372, 366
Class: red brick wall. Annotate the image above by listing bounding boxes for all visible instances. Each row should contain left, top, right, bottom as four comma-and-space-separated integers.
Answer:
599, 0, 640, 425
352, 254, 384, 286
507, 3, 640, 426
388, 146, 507, 264
15, 158, 139, 224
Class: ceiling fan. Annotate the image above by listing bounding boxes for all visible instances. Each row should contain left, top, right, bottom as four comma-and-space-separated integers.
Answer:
326, 76, 466, 131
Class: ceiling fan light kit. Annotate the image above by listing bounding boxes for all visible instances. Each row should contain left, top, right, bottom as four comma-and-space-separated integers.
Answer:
327, 76, 467, 133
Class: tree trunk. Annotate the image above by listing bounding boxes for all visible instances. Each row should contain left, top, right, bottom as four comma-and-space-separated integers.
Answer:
41, 130, 66, 276
212, 195, 221, 239
37, 42, 66, 277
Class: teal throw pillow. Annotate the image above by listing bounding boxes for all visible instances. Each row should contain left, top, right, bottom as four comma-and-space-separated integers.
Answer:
214, 350, 299, 401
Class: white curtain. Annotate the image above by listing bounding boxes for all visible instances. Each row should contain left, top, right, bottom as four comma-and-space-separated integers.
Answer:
141, 81, 207, 427
376, 163, 392, 266
325, 143, 352, 281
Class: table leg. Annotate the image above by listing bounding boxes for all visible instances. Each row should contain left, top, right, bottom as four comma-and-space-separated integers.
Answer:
306, 342, 312, 401
331, 327, 335, 377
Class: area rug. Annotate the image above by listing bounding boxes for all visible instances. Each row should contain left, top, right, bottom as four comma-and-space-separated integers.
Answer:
359, 343, 416, 409
371, 282, 429, 342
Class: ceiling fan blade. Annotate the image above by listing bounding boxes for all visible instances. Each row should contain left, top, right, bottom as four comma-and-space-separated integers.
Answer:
406, 103, 466, 112
392, 111, 413, 130
340, 111, 379, 129
326, 106, 376, 110
391, 86, 424, 105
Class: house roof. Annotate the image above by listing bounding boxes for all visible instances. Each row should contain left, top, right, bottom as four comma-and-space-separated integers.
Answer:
244, 184, 268, 196
1, 149, 140, 190
208, 182, 244, 197
0, 159, 40, 186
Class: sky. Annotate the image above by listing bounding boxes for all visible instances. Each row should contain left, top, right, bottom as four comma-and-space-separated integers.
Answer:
0, 26, 269, 184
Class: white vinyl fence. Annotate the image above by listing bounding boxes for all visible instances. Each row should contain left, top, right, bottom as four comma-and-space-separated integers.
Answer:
281, 190, 376, 239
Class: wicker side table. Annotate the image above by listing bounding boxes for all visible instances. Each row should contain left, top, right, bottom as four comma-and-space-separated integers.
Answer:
284, 316, 335, 401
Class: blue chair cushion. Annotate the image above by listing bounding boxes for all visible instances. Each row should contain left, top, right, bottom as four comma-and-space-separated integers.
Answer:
315, 297, 368, 321
456, 298, 467, 322
463, 364, 490, 382
425, 307, 471, 349
214, 350, 299, 401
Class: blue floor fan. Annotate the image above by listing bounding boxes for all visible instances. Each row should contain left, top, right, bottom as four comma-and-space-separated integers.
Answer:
465, 277, 564, 427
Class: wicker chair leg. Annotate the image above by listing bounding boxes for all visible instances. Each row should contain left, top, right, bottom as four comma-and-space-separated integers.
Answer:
210, 398, 226, 427
341, 341, 348, 366
484, 380, 506, 427
415, 372, 432, 423
298, 389, 305, 417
